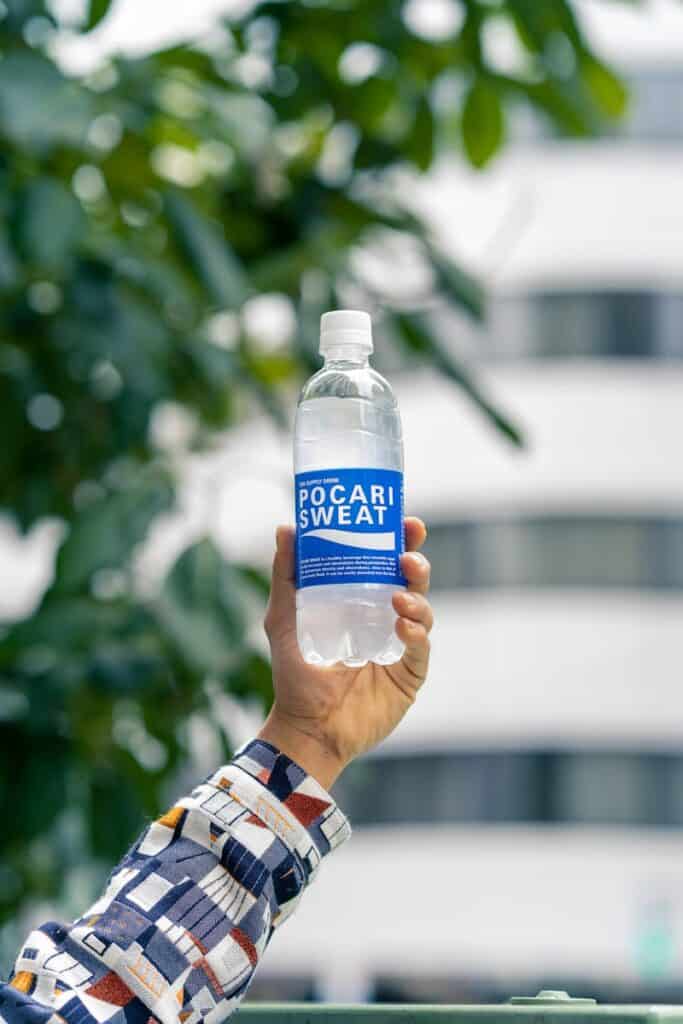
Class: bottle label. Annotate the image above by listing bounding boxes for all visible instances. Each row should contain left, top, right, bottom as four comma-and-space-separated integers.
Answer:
295, 467, 405, 589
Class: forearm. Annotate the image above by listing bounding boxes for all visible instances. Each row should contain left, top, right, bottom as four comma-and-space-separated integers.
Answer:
1, 740, 350, 1024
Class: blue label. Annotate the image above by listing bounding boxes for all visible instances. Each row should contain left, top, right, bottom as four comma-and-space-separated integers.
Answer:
295, 467, 405, 589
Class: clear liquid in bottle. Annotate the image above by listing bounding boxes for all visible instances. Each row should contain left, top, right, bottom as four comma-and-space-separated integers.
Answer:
294, 310, 405, 667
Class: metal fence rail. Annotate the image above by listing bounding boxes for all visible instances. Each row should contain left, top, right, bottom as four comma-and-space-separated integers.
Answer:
238, 991, 683, 1024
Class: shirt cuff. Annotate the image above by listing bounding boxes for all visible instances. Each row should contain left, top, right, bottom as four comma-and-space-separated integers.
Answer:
205, 738, 351, 886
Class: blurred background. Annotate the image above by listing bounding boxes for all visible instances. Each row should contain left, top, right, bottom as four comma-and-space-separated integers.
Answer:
2, 0, 683, 1008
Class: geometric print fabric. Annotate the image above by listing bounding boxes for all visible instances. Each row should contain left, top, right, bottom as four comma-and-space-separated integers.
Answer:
0, 740, 351, 1024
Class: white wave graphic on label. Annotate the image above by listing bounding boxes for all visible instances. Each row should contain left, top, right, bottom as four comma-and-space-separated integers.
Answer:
303, 529, 395, 551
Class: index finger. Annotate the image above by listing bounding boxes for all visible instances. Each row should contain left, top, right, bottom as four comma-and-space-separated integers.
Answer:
405, 516, 427, 552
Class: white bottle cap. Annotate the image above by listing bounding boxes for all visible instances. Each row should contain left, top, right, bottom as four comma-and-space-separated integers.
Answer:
319, 309, 373, 356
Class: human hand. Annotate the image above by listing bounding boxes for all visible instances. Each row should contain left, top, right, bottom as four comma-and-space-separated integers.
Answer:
258, 517, 432, 789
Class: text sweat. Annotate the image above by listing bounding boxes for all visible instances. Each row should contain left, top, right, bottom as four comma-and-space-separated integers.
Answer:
297, 476, 398, 530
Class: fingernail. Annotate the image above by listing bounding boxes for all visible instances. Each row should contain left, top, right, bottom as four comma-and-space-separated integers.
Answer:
411, 552, 428, 568
403, 593, 417, 609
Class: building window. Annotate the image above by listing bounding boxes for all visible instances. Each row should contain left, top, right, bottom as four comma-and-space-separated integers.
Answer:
423, 517, 683, 590
334, 751, 683, 827
487, 292, 683, 360
623, 69, 683, 141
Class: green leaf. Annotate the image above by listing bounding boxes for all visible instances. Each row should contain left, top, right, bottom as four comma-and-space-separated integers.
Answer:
523, 78, 594, 135
544, 0, 586, 50
84, 0, 113, 31
165, 192, 251, 310
13, 178, 86, 273
89, 643, 165, 695
0, 598, 139, 668
508, 0, 578, 52
88, 767, 147, 858
0, 51, 92, 149
404, 95, 435, 172
234, 563, 271, 599
0, 733, 69, 841
175, 339, 236, 426
227, 650, 273, 709
581, 55, 628, 119
352, 76, 397, 134
156, 539, 247, 677
0, 225, 19, 290
53, 470, 174, 594
462, 78, 505, 168
423, 240, 486, 321
393, 313, 524, 446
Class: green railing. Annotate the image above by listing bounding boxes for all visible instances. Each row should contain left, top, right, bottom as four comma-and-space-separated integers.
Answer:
238, 991, 683, 1024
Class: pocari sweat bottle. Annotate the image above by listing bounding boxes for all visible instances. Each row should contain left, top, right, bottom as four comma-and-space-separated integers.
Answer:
294, 310, 405, 667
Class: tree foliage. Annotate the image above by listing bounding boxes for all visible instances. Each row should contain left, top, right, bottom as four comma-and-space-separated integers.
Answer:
0, 0, 625, 925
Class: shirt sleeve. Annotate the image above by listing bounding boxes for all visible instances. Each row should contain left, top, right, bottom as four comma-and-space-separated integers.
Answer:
0, 739, 351, 1024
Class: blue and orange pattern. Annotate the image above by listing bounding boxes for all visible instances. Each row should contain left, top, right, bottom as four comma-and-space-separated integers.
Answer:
0, 740, 350, 1024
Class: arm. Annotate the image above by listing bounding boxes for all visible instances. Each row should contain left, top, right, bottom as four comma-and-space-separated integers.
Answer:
1, 518, 432, 1024
1, 739, 349, 1024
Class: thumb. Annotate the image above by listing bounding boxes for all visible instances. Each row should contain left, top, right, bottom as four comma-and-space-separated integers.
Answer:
265, 525, 296, 636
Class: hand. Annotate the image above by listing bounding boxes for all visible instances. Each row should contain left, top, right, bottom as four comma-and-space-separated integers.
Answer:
259, 517, 433, 789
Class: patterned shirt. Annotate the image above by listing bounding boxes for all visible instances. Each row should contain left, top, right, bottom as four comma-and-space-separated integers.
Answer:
0, 739, 351, 1024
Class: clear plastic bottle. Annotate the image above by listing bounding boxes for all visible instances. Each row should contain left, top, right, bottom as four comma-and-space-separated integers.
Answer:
294, 310, 405, 667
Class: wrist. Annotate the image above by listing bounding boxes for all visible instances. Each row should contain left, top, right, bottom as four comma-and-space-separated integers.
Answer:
258, 708, 348, 791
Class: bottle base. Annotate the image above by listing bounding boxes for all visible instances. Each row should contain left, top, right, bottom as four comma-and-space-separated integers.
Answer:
299, 638, 405, 669
296, 585, 405, 668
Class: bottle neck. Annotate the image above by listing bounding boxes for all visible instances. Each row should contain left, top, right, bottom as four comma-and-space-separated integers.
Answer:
323, 343, 370, 366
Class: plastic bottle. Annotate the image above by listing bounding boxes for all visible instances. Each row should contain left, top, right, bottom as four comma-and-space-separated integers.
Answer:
294, 309, 405, 667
